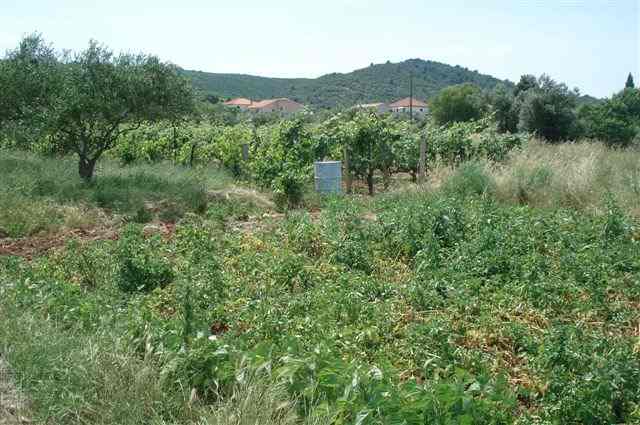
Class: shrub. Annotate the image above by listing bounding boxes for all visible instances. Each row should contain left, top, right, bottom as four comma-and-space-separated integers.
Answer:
488, 84, 519, 133
430, 83, 486, 125
510, 165, 554, 205
116, 225, 174, 292
251, 119, 313, 208
443, 162, 495, 198
478, 131, 525, 161
431, 200, 465, 248
273, 170, 305, 210
579, 96, 638, 147
214, 124, 252, 177
517, 75, 578, 142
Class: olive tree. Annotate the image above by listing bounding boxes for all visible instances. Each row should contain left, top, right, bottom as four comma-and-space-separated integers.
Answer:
514, 74, 538, 97
430, 83, 485, 125
518, 75, 578, 142
1, 36, 195, 180
59, 41, 195, 180
488, 84, 519, 133
0, 34, 59, 143
578, 87, 640, 147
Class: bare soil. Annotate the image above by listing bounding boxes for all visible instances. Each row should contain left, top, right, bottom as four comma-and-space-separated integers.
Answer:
0, 222, 177, 260
0, 227, 119, 260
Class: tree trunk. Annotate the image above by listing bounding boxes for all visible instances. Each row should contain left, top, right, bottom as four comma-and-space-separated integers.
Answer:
189, 142, 197, 168
172, 125, 178, 164
382, 167, 391, 190
367, 168, 374, 196
78, 155, 97, 182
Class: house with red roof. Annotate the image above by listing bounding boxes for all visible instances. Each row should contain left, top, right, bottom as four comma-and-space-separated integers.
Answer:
388, 97, 429, 115
223, 98, 253, 110
223, 97, 304, 115
353, 102, 390, 114
351, 97, 428, 117
247, 98, 304, 115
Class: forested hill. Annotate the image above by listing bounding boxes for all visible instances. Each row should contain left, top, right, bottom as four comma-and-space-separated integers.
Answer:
182, 59, 512, 108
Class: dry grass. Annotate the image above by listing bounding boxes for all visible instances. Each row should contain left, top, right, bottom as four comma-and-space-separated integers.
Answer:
0, 356, 31, 425
422, 138, 640, 216
491, 139, 640, 215
201, 375, 334, 425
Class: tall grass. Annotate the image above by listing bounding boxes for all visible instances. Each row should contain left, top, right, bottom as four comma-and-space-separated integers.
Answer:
428, 139, 640, 216
492, 139, 640, 215
1, 297, 333, 425
0, 151, 235, 237
0, 301, 198, 424
201, 376, 334, 425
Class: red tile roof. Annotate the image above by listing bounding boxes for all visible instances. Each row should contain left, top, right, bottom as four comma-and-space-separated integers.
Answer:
223, 97, 253, 106
247, 98, 303, 110
389, 97, 428, 108
248, 99, 278, 109
355, 103, 387, 108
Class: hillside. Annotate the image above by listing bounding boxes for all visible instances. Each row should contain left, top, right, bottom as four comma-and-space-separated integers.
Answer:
183, 59, 512, 108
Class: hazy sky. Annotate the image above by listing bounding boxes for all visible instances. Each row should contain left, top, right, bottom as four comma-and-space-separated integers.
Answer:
2, 0, 638, 97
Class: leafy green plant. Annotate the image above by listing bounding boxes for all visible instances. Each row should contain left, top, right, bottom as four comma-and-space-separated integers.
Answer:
251, 118, 314, 209
116, 224, 174, 292
443, 161, 495, 198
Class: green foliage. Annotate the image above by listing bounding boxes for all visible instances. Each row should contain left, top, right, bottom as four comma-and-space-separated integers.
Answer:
614, 87, 640, 120
430, 83, 486, 125
183, 59, 510, 109
1, 35, 195, 181
2, 181, 640, 423
443, 161, 495, 198
251, 118, 314, 208
488, 84, 519, 133
578, 101, 637, 147
514, 74, 538, 97
578, 88, 640, 147
116, 225, 174, 292
626, 72, 635, 89
390, 121, 421, 178
341, 112, 395, 195
517, 75, 579, 141
427, 118, 525, 165
213, 124, 253, 176
0, 33, 58, 143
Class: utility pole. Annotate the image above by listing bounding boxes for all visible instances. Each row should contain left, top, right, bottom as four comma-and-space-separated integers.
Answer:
409, 70, 414, 122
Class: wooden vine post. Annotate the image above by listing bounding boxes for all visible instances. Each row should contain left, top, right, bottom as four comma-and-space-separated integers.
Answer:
418, 134, 427, 184
242, 143, 249, 161
344, 147, 352, 194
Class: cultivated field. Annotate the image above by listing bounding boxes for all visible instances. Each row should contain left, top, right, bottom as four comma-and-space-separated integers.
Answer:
1, 140, 639, 424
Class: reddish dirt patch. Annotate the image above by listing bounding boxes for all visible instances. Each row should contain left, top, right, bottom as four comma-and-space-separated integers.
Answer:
0, 227, 118, 260
0, 222, 177, 260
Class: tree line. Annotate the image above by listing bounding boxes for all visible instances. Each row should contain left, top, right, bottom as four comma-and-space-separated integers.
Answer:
430, 73, 639, 146
1, 34, 638, 192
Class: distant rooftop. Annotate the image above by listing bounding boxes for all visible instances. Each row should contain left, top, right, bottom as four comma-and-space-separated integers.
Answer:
389, 97, 428, 108
223, 97, 253, 106
354, 103, 387, 108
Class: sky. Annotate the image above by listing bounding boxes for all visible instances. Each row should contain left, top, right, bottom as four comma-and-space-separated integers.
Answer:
1, 0, 638, 98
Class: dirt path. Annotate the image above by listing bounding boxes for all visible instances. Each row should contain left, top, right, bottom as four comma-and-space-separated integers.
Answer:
0, 356, 30, 425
